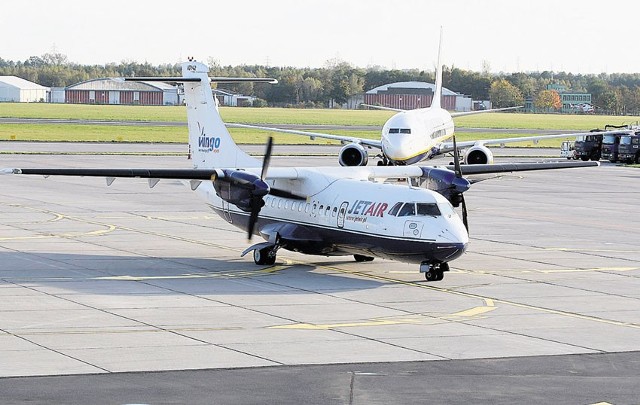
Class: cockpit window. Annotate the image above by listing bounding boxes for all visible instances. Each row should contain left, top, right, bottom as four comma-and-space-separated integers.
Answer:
392, 202, 442, 217
389, 128, 400, 134
398, 203, 416, 217
388, 202, 403, 216
399, 128, 411, 134
416, 203, 440, 216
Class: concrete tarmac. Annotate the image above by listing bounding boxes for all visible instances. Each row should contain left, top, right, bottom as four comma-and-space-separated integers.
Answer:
0, 143, 639, 403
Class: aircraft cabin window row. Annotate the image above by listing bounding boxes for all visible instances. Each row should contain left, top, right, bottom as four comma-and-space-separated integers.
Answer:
268, 197, 337, 217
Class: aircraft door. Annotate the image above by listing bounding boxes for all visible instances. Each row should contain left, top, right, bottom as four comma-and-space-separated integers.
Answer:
337, 202, 348, 228
403, 220, 423, 238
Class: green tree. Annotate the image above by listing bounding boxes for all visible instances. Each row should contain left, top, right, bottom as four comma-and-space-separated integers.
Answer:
489, 79, 524, 108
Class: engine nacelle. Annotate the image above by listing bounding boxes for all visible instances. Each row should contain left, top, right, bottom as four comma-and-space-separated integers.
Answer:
419, 167, 470, 207
463, 144, 494, 165
212, 169, 269, 212
339, 143, 368, 166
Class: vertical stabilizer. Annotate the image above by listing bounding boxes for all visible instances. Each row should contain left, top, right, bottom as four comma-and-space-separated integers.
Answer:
181, 61, 259, 169
126, 61, 277, 169
432, 27, 444, 110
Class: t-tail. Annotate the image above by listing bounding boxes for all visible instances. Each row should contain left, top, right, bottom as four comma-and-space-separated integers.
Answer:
125, 60, 277, 169
431, 26, 444, 110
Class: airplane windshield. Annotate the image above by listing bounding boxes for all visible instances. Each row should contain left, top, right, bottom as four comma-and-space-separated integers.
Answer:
393, 202, 441, 217
388, 128, 411, 134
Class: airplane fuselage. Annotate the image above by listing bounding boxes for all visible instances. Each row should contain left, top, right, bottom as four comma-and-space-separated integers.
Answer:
195, 172, 468, 265
381, 107, 455, 165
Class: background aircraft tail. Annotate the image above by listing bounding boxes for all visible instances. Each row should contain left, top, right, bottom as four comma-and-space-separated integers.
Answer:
126, 61, 276, 169
431, 27, 444, 110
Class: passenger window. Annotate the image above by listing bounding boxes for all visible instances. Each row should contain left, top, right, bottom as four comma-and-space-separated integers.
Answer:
398, 203, 416, 217
332, 207, 337, 217
389, 202, 403, 216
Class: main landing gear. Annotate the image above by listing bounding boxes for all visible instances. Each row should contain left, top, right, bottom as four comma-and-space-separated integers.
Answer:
354, 254, 374, 262
421, 262, 449, 281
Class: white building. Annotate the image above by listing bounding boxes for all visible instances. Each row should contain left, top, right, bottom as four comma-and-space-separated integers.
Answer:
0, 76, 49, 102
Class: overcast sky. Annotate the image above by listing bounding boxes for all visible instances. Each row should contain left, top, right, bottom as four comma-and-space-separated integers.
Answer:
3, 0, 639, 74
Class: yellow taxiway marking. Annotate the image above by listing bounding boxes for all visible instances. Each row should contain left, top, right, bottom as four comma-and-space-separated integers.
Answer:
93, 264, 290, 281
270, 318, 421, 330
442, 298, 496, 320
310, 262, 640, 331
0, 225, 116, 241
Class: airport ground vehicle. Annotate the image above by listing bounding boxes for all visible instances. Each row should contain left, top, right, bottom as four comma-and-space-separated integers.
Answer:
618, 132, 640, 163
560, 140, 577, 160
574, 133, 602, 161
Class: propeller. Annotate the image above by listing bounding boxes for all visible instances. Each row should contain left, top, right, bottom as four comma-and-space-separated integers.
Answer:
247, 136, 274, 239
452, 135, 469, 231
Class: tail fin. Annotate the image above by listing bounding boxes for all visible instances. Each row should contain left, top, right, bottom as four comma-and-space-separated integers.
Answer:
431, 27, 444, 110
126, 60, 276, 169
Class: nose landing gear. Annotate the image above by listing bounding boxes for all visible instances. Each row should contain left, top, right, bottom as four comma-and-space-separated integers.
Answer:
421, 262, 449, 281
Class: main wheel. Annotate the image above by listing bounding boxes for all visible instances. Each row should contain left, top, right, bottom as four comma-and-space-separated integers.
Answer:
354, 254, 374, 262
254, 247, 276, 265
425, 268, 439, 281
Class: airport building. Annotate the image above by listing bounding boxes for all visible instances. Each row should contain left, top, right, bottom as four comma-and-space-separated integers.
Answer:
364, 81, 473, 112
0, 76, 49, 102
65, 78, 180, 105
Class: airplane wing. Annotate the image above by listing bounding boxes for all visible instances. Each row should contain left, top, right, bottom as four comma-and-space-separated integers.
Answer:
361, 104, 521, 116
443, 160, 600, 175
228, 123, 383, 150
450, 106, 522, 117
440, 130, 627, 152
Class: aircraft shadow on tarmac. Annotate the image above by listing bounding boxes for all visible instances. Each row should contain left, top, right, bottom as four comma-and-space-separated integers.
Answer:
0, 251, 386, 295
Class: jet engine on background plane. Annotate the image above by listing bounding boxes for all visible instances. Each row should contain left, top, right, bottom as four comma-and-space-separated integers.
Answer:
463, 144, 494, 165
339, 143, 368, 166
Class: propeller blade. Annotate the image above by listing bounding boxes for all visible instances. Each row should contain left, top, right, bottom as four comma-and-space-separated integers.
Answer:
261, 136, 273, 180
247, 199, 261, 239
460, 193, 469, 232
248, 137, 274, 240
452, 134, 462, 178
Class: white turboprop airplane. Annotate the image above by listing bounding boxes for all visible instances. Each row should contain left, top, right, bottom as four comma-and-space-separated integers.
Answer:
2, 60, 599, 281
230, 31, 604, 167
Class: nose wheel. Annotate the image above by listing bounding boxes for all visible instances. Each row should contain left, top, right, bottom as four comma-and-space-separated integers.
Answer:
421, 262, 449, 281
253, 246, 277, 265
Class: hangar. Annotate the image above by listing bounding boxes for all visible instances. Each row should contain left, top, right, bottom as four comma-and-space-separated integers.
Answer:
364, 81, 472, 112
65, 78, 179, 105
0, 76, 49, 102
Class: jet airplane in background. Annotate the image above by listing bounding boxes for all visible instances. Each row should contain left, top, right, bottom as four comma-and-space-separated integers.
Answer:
232, 29, 612, 167
2, 60, 599, 281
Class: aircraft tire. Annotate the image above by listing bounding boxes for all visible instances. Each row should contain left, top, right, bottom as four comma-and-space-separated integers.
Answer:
425, 268, 439, 281
254, 247, 275, 265
354, 254, 374, 262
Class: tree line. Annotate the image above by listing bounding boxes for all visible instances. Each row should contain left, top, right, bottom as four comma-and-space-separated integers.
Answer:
3, 53, 640, 114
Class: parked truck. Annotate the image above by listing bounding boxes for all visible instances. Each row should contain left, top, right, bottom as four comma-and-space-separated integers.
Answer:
574, 132, 602, 161
618, 132, 640, 163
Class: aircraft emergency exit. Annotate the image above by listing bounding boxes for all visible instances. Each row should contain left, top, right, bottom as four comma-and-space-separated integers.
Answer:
2, 60, 599, 281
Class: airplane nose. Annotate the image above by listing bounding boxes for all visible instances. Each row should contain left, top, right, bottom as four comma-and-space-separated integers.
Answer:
382, 137, 409, 160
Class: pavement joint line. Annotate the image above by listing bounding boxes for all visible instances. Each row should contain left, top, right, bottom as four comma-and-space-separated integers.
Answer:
308, 261, 640, 331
